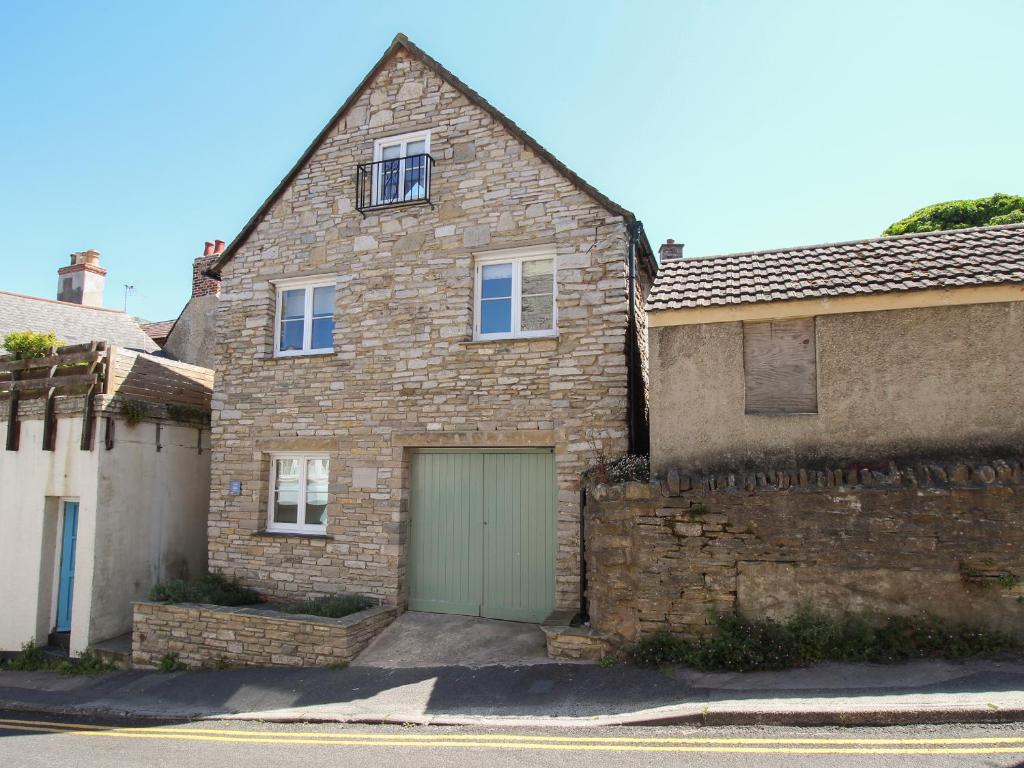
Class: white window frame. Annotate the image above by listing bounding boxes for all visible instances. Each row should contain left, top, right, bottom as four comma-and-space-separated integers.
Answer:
272, 276, 336, 357
266, 452, 330, 535
473, 245, 558, 341
372, 129, 432, 206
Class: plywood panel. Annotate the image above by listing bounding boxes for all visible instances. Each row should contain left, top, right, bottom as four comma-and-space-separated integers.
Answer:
743, 318, 818, 414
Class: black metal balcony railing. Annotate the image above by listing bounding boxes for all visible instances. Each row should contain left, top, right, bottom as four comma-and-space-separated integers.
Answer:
356, 153, 434, 213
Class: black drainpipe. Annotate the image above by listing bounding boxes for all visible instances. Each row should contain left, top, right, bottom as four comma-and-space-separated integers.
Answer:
577, 485, 589, 625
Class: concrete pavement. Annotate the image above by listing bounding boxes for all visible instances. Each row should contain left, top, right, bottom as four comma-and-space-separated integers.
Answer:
1, 656, 1023, 727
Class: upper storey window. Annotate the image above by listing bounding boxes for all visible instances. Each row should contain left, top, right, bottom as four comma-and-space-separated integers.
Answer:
274, 277, 335, 357
356, 130, 434, 212
474, 246, 557, 341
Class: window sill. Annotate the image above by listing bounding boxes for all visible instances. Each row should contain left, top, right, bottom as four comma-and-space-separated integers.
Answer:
271, 349, 334, 359
253, 529, 331, 540
462, 334, 559, 346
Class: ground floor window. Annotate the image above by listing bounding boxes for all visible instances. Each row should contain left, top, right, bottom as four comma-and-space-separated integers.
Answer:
267, 454, 330, 534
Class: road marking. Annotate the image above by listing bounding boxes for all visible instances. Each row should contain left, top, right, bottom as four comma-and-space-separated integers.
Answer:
1, 718, 1023, 755
4, 717, 1024, 745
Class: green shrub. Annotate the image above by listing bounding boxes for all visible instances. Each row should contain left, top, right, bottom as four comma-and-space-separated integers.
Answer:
59, 651, 118, 676
1, 641, 55, 671
630, 609, 1022, 672
165, 403, 207, 423
280, 594, 372, 619
149, 573, 260, 606
121, 399, 148, 426
158, 652, 187, 673
1, 642, 118, 675
2, 331, 61, 359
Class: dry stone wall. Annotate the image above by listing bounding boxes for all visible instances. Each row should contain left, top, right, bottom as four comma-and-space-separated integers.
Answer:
132, 601, 397, 668
210, 47, 638, 610
585, 458, 1024, 644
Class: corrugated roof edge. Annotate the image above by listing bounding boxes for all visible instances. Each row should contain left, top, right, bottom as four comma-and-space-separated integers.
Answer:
656, 221, 1024, 270
209, 33, 653, 278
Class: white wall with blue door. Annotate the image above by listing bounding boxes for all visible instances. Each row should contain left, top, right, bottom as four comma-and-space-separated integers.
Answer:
0, 408, 209, 656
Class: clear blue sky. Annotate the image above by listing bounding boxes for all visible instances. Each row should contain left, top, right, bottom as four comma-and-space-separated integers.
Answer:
2, 0, 1021, 320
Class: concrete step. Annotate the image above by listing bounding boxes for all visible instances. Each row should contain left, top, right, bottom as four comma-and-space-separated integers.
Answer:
87, 632, 131, 669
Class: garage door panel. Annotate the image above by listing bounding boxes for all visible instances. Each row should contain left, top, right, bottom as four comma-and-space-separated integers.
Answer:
408, 452, 483, 615
481, 452, 556, 623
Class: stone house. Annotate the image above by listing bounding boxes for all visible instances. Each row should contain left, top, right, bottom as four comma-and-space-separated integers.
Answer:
647, 224, 1024, 474
203, 35, 655, 623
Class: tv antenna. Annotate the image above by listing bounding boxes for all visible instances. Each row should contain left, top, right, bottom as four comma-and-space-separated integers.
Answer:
123, 283, 135, 312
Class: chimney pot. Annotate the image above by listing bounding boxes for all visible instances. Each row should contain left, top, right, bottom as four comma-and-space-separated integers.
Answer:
214, 239, 225, 254
659, 239, 685, 263
203, 241, 215, 256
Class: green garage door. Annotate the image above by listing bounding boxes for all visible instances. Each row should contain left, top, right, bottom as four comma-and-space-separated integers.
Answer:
408, 450, 556, 623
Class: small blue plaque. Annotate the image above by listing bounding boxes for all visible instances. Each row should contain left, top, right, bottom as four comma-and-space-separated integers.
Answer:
229, 480, 242, 495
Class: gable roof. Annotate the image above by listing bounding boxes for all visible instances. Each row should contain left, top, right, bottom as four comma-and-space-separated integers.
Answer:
647, 223, 1024, 313
0, 291, 160, 353
209, 33, 646, 277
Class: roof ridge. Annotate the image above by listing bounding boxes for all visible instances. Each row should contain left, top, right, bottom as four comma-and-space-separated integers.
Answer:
0, 290, 128, 314
661, 222, 1024, 268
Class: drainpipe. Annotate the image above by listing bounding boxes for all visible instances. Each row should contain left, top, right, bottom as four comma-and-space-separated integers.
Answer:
626, 219, 644, 455
577, 485, 589, 625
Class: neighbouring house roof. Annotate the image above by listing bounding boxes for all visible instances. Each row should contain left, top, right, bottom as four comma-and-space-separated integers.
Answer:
209, 33, 655, 277
140, 319, 176, 343
647, 223, 1024, 314
0, 291, 160, 353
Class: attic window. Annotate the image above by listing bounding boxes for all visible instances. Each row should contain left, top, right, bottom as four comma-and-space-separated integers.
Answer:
356, 130, 434, 212
743, 318, 818, 414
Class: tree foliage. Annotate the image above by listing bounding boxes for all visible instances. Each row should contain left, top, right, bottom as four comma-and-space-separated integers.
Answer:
2, 330, 62, 359
884, 193, 1024, 236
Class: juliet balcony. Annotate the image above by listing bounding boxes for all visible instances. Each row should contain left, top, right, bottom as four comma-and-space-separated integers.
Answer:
355, 153, 435, 214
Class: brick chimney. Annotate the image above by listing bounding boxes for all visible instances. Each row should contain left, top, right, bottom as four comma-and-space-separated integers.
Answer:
659, 239, 684, 264
191, 240, 223, 298
57, 250, 107, 307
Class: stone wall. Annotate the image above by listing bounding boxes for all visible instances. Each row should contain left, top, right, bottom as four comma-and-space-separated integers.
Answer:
585, 458, 1024, 644
132, 601, 397, 668
209, 46, 641, 610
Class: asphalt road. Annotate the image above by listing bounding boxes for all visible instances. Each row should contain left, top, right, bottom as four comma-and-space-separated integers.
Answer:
1, 710, 1024, 767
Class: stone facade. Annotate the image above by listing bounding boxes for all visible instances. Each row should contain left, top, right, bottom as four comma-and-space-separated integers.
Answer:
585, 458, 1024, 645
208, 42, 652, 613
132, 600, 397, 668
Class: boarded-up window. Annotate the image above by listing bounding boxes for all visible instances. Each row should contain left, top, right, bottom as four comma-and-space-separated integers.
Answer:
743, 318, 817, 414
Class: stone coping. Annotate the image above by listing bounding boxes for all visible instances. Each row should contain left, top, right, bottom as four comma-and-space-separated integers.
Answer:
594, 457, 1024, 500
133, 599, 392, 629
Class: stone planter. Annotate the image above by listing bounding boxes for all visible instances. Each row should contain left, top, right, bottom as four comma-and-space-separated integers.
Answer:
132, 600, 397, 669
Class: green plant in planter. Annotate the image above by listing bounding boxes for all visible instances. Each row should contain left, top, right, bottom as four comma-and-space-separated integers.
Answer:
121, 399, 148, 426
2, 330, 61, 359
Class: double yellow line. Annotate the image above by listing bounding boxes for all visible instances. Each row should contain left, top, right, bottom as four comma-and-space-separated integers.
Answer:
1, 717, 1023, 755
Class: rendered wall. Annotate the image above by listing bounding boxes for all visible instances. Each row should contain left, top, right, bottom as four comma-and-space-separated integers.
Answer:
0, 410, 209, 654
650, 301, 1024, 473
0, 414, 98, 654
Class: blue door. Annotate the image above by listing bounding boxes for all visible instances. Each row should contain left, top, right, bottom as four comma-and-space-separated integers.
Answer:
56, 501, 79, 632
